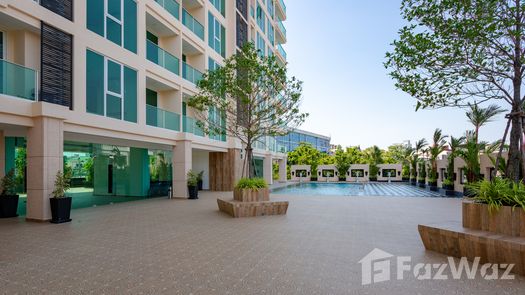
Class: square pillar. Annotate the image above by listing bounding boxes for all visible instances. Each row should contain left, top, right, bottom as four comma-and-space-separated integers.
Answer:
278, 158, 287, 183
26, 117, 64, 221
172, 140, 192, 198
263, 155, 273, 185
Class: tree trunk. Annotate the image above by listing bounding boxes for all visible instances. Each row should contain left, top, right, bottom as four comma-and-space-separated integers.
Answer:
245, 146, 255, 179
507, 108, 523, 182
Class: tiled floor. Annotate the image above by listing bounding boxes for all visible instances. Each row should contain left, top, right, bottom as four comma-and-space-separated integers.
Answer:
1, 191, 524, 294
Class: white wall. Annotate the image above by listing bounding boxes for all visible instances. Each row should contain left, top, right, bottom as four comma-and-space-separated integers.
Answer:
192, 150, 210, 190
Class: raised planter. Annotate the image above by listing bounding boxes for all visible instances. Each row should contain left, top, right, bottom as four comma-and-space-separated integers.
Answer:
462, 200, 525, 237
233, 188, 270, 202
428, 181, 438, 191
410, 179, 417, 186
0, 195, 19, 218
402, 177, 409, 182
442, 184, 456, 196
50, 197, 72, 224
463, 186, 476, 197
418, 180, 426, 188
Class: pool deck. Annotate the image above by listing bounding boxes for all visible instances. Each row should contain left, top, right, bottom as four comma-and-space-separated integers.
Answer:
1, 191, 524, 294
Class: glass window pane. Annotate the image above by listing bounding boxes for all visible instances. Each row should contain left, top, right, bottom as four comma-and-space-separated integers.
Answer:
86, 50, 105, 115
87, 0, 104, 36
123, 0, 137, 53
107, 0, 121, 20
107, 60, 121, 94
124, 66, 137, 122
106, 18, 122, 45
106, 94, 122, 119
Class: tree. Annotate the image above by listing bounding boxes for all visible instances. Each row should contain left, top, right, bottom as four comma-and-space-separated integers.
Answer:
287, 143, 322, 177
459, 131, 486, 184
428, 128, 447, 182
466, 104, 504, 144
411, 139, 427, 180
446, 136, 465, 184
188, 43, 307, 178
385, 0, 525, 182
364, 146, 384, 179
334, 148, 351, 178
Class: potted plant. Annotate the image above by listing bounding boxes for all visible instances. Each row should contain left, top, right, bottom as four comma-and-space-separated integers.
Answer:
427, 177, 438, 191
234, 178, 269, 202
442, 178, 455, 196
197, 171, 204, 191
187, 170, 199, 199
50, 171, 72, 224
0, 169, 19, 218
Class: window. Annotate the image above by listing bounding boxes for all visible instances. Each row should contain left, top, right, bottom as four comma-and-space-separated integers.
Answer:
86, 50, 137, 122
256, 4, 266, 34
382, 169, 396, 178
256, 32, 265, 56
87, 0, 137, 53
210, 0, 225, 16
208, 57, 221, 71
268, 25, 274, 46
208, 13, 225, 57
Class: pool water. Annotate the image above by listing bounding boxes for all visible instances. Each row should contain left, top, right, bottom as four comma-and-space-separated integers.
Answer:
271, 182, 449, 197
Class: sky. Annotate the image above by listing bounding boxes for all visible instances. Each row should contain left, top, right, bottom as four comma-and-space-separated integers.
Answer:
284, 0, 508, 149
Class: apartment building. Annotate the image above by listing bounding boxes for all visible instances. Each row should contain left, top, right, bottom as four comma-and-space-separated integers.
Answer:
276, 129, 331, 153
0, 0, 288, 221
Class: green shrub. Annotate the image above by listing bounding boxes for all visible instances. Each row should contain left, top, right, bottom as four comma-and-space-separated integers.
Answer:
187, 170, 199, 187
442, 179, 453, 186
235, 178, 268, 189
1, 169, 17, 196
467, 178, 525, 213
51, 171, 71, 199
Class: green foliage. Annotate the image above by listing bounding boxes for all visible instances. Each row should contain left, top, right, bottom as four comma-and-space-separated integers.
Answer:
51, 171, 71, 199
411, 139, 427, 179
1, 169, 17, 196
334, 147, 351, 176
14, 147, 26, 192
235, 178, 268, 189
187, 170, 199, 187
468, 178, 525, 213
272, 162, 279, 180
458, 131, 484, 184
188, 43, 307, 178
442, 178, 453, 187
197, 171, 204, 182
287, 143, 323, 176
83, 158, 94, 187
428, 128, 447, 180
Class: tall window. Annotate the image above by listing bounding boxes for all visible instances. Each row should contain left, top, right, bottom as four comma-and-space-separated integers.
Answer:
209, 0, 225, 16
256, 32, 266, 56
86, 50, 137, 122
208, 57, 221, 71
208, 12, 225, 57
87, 0, 137, 53
256, 4, 266, 34
268, 25, 274, 46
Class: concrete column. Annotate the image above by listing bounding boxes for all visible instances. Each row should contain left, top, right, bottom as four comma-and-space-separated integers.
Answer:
278, 158, 287, 183
26, 117, 64, 221
172, 140, 192, 198
263, 155, 273, 185
0, 131, 4, 178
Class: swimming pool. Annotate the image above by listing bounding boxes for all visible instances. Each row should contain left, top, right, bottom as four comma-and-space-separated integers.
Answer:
271, 182, 451, 197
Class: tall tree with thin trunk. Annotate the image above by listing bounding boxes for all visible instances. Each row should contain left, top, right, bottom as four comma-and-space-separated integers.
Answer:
447, 136, 465, 183
466, 104, 504, 144
428, 128, 448, 181
188, 43, 307, 178
411, 139, 427, 180
385, 0, 525, 182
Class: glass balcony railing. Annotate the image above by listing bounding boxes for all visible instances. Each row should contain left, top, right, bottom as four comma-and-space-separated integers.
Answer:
154, 0, 180, 20
277, 45, 287, 60
0, 59, 38, 101
278, 0, 286, 14
146, 104, 181, 131
277, 21, 286, 39
182, 62, 203, 85
183, 115, 205, 136
182, 9, 204, 40
146, 40, 180, 75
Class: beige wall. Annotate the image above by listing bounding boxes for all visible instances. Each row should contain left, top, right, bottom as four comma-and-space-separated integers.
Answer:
291, 165, 310, 182
347, 164, 369, 182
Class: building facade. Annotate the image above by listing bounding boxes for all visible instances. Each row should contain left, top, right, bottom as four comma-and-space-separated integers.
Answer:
0, 0, 288, 221
276, 129, 331, 153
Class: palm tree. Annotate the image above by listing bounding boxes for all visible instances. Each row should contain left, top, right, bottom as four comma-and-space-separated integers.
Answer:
401, 144, 414, 179
411, 139, 427, 181
466, 104, 504, 144
445, 136, 465, 187
428, 129, 447, 184
459, 131, 485, 184
365, 146, 383, 179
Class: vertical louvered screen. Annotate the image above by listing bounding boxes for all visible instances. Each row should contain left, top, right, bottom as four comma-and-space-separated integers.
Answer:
236, 0, 248, 19
40, 0, 73, 21
41, 22, 73, 109
236, 12, 248, 48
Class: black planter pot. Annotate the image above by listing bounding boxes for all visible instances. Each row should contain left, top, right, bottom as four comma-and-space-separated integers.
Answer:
442, 184, 454, 191
428, 183, 438, 192
0, 195, 19, 218
418, 181, 426, 188
445, 190, 457, 197
50, 197, 72, 224
410, 180, 417, 186
369, 177, 377, 182
188, 185, 199, 199
197, 180, 203, 191
402, 177, 410, 182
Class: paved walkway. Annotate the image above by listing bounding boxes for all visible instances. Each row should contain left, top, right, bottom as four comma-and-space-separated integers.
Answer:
1, 192, 524, 294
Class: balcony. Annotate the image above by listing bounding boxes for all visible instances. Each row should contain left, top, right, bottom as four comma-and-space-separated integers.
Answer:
183, 115, 204, 136
276, 21, 287, 44
276, 44, 287, 63
182, 62, 203, 84
154, 0, 180, 20
275, 0, 286, 21
182, 9, 204, 40
146, 40, 180, 76
146, 104, 181, 131
0, 59, 38, 101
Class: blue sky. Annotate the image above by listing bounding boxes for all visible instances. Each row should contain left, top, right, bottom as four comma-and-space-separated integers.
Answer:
284, 0, 507, 149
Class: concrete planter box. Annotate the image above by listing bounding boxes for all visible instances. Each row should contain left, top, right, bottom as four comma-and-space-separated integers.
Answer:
233, 188, 270, 202
462, 200, 525, 237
